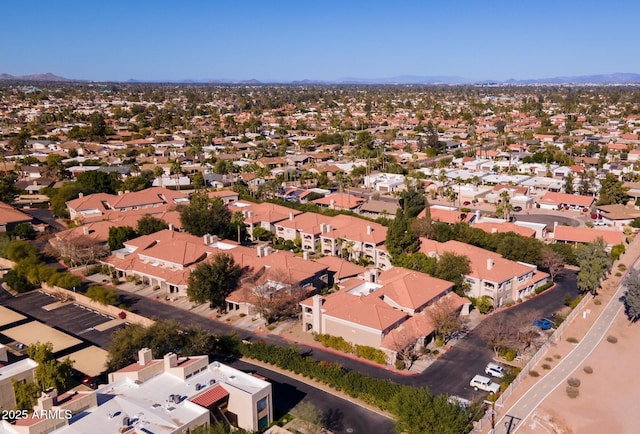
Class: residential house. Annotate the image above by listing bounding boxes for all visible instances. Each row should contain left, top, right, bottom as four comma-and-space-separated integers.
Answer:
552, 225, 624, 250
311, 193, 366, 211
537, 192, 595, 211
66, 187, 190, 220
419, 239, 549, 306
300, 267, 468, 358
0, 201, 33, 232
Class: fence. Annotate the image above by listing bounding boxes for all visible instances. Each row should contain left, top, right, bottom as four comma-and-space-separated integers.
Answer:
40, 283, 155, 328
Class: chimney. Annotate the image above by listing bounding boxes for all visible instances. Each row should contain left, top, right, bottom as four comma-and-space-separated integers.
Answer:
83, 225, 89, 235
491, 227, 498, 234
257, 245, 263, 258
330, 199, 336, 209
36, 389, 57, 411
475, 210, 480, 221
289, 212, 294, 221
164, 352, 178, 370
487, 258, 494, 270
138, 348, 152, 366
303, 251, 309, 260
168, 224, 174, 231
118, 191, 123, 196
78, 192, 84, 198
124, 190, 130, 194
367, 225, 373, 235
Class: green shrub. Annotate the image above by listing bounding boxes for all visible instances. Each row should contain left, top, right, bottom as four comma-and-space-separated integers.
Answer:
566, 386, 579, 399
86, 286, 119, 305
504, 348, 517, 361
567, 377, 581, 387
48, 272, 82, 290
3, 269, 36, 293
395, 359, 406, 370
434, 335, 444, 347
535, 282, 554, 294
606, 335, 618, 344
475, 296, 494, 314
315, 334, 353, 353
566, 337, 579, 344
611, 244, 625, 261
354, 345, 387, 365
618, 264, 627, 271
111, 277, 120, 285
593, 298, 602, 305
583, 366, 593, 374
529, 370, 540, 377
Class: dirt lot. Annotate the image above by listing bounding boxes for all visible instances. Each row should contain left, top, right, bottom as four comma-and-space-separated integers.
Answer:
516, 304, 640, 434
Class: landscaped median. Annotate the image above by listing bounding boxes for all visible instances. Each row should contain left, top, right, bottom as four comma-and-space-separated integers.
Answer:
239, 340, 482, 433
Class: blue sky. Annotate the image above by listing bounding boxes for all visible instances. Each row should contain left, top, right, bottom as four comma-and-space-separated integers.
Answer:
3, 0, 639, 82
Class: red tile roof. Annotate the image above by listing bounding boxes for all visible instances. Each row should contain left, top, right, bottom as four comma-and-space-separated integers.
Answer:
190, 384, 230, 408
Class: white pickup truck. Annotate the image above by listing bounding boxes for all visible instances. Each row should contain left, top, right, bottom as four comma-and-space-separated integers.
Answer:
470, 374, 500, 393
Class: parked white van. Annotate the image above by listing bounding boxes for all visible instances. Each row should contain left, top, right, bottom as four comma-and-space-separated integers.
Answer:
470, 374, 500, 393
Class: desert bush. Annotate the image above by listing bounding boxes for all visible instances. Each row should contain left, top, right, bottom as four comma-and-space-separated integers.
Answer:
606, 335, 618, 344
618, 264, 627, 271
395, 359, 406, 370
545, 357, 553, 362
566, 386, 579, 398
593, 298, 602, 305
554, 354, 561, 359
504, 348, 517, 361
583, 366, 593, 374
567, 377, 581, 387
566, 336, 579, 343
529, 370, 540, 377
542, 363, 551, 370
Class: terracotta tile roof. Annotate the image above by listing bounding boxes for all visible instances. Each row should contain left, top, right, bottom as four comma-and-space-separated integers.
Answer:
0, 201, 33, 225
553, 226, 624, 246
324, 295, 408, 331
377, 267, 454, 311
312, 193, 366, 210
190, 384, 230, 407
419, 239, 535, 283
538, 192, 594, 208
313, 256, 366, 280
473, 222, 536, 238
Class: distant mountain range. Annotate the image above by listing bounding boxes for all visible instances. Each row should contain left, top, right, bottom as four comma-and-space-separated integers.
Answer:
2, 72, 640, 85
0, 72, 73, 82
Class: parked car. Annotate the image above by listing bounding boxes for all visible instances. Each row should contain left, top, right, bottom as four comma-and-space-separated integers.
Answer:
593, 220, 606, 226
513, 206, 523, 212
470, 374, 500, 393
485, 362, 504, 378
533, 318, 553, 330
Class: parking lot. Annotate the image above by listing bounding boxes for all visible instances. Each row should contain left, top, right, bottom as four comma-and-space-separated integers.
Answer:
0, 290, 124, 349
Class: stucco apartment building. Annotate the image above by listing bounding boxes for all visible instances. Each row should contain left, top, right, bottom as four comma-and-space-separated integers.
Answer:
273, 212, 391, 269
66, 187, 190, 220
0, 350, 272, 434
419, 239, 549, 307
300, 267, 469, 359
101, 229, 329, 310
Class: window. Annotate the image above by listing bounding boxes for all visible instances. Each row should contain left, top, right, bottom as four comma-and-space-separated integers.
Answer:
257, 397, 267, 413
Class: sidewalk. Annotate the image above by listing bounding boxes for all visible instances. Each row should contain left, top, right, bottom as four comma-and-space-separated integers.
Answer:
483, 233, 640, 433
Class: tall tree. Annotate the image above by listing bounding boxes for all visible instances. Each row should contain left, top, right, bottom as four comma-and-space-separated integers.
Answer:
433, 252, 471, 296
564, 172, 575, 194
576, 239, 611, 295
540, 246, 565, 280
387, 208, 420, 259
187, 253, 243, 310
179, 194, 233, 238
623, 268, 640, 322
107, 226, 138, 250
26, 342, 74, 393
136, 214, 169, 235
597, 173, 629, 205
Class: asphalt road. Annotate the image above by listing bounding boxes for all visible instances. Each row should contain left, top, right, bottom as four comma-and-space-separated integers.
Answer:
232, 360, 395, 434
22, 207, 66, 231
513, 213, 580, 228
